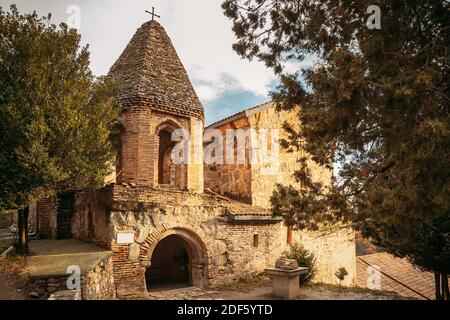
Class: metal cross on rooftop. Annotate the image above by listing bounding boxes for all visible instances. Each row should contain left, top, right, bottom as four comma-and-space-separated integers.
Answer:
145, 6, 160, 21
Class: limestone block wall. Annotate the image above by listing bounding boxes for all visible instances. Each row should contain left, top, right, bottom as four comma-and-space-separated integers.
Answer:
204, 119, 253, 203
248, 107, 302, 209
248, 106, 333, 209
204, 163, 252, 203
292, 227, 356, 286
187, 117, 204, 193
204, 105, 333, 209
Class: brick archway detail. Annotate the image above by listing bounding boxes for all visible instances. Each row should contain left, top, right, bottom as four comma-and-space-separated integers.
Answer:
138, 221, 213, 282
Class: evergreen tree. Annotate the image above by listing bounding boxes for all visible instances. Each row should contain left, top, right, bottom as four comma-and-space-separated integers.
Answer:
223, 0, 449, 298
0, 6, 120, 253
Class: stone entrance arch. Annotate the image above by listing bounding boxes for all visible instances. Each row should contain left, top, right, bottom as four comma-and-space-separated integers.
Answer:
140, 226, 211, 291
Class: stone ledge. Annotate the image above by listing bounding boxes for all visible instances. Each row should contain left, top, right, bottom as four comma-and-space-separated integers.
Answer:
265, 267, 309, 277
48, 290, 81, 300
26, 240, 112, 279
225, 215, 283, 223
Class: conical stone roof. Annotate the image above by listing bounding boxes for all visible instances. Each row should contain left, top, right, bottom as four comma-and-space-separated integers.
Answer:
109, 20, 204, 118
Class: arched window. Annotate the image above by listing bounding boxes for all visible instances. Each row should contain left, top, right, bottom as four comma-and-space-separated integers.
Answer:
155, 120, 186, 189
158, 129, 175, 185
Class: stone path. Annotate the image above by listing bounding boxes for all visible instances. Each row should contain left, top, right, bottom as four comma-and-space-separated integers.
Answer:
148, 287, 220, 300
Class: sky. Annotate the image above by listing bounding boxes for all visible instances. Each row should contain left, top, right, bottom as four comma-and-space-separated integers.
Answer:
0, 0, 283, 125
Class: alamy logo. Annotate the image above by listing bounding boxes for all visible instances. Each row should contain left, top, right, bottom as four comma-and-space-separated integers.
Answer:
66, 265, 81, 290
66, 5, 81, 30
366, 265, 381, 290
169, 123, 281, 176
366, 5, 381, 29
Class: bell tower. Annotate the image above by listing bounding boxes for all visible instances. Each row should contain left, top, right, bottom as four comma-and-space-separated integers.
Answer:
109, 19, 204, 192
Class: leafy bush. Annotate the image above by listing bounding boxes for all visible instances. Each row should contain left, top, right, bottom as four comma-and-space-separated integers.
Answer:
335, 267, 348, 283
284, 243, 317, 284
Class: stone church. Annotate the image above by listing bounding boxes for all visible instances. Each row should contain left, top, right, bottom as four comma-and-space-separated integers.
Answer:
31, 20, 356, 299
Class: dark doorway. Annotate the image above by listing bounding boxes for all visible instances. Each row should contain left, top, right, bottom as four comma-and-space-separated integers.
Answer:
145, 235, 191, 292
56, 192, 74, 239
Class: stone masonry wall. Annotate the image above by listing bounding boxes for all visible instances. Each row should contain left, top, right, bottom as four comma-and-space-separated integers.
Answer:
204, 105, 332, 209
204, 105, 333, 209
292, 227, 356, 286
204, 118, 253, 203
82, 254, 116, 300
204, 163, 252, 203
211, 221, 288, 286
71, 190, 113, 248
117, 107, 203, 192
70, 184, 355, 297
31, 254, 116, 300
104, 185, 288, 297
248, 106, 333, 209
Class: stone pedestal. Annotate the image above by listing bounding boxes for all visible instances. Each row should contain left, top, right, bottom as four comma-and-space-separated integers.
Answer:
265, 267, 309, 299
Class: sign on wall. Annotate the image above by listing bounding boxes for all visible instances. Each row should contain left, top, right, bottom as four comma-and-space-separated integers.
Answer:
116, 232, 135, 245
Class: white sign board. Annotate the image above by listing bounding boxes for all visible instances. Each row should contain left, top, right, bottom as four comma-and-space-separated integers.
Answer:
117, 232, 135, 245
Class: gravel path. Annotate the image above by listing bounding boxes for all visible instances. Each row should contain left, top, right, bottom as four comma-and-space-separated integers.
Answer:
147, 281, 409, 300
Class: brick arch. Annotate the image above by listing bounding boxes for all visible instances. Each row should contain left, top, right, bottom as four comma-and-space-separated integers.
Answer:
139, 222, 213, 286
154, 118, 183, 135
154, 118, 187, 188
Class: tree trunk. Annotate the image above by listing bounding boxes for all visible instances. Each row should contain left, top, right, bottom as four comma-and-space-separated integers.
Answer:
16, 206, 29, 255
442, 273, 449, 300
435, 272, 442, 300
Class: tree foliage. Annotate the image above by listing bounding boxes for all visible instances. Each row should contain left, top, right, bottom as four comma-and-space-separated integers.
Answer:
223, 0, 450, 297
284, 242, 317, 284
0, 5, 120, 210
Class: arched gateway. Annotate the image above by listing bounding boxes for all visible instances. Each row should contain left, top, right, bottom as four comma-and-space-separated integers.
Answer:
140, 227, 211, 292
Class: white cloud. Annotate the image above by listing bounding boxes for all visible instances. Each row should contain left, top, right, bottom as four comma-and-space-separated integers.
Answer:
3, 0, 300, 106
160, 0, 276, 98
194, 84, 218, 102
0, 0, 277, 100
